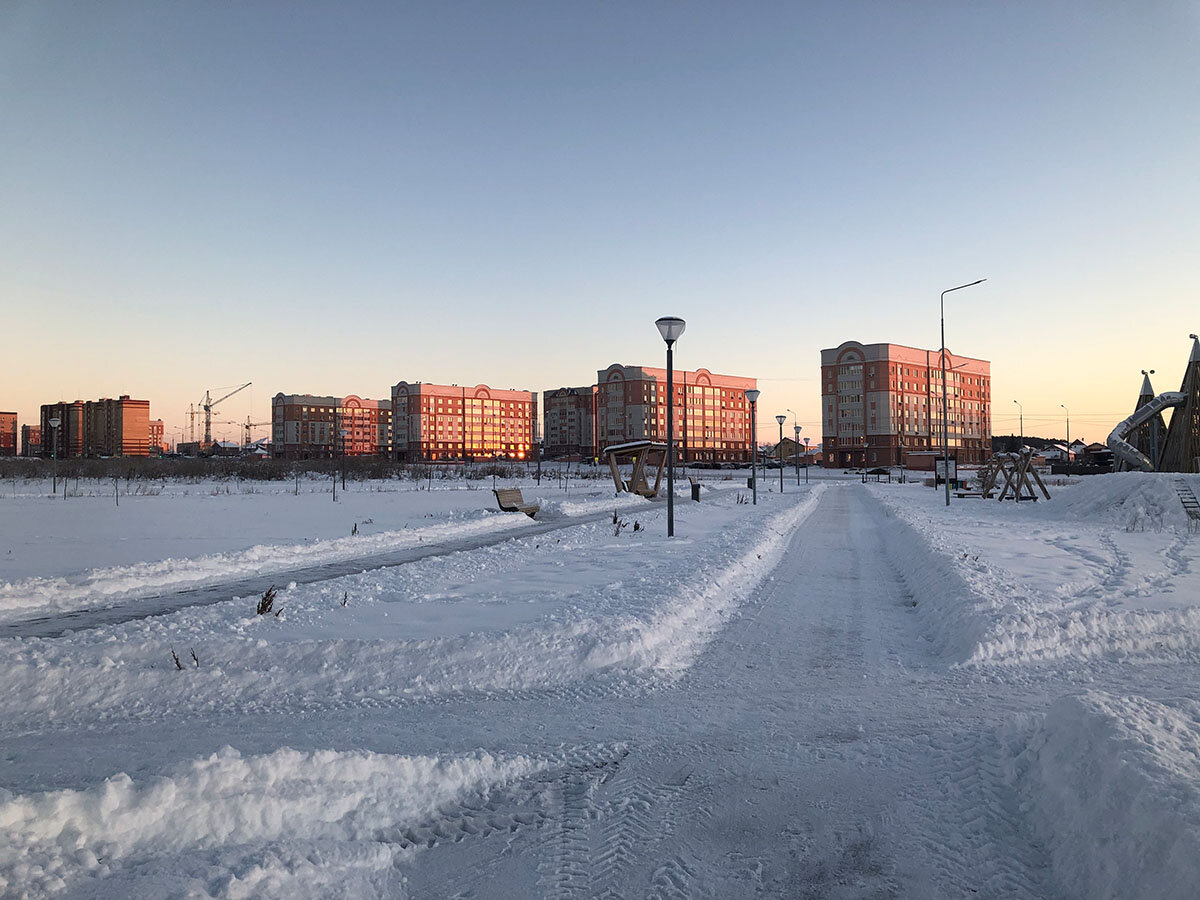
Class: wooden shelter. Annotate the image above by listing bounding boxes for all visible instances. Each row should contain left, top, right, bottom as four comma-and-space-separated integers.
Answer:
601, 440, 668, 498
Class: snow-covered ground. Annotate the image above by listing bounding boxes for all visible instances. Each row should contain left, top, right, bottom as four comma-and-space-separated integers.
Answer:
2, 469, 1199, 898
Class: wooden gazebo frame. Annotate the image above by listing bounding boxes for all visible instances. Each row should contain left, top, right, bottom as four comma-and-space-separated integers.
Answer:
601, 441, 668, 498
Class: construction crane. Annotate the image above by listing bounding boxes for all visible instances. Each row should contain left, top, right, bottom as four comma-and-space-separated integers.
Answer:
241, 416, 271, 448
201, 383, 251, 447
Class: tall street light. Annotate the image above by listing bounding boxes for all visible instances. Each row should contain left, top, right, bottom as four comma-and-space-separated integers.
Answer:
49, 416, 61, 495
940, 278, 987, 506
794, 424, 802, 485
1061, 404, 1070, 464
1013, 400, 1024, 448
775, 414, 786, 493
1142, 369, 1160, 464
745, 389, 760, 505
655, 316, 686, 537
803, 437, 810, 483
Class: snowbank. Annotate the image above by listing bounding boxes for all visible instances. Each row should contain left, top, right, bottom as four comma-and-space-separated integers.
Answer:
0, 510, 532, 625
873, 494, 994, 663
870, 479, 1200, 667
1004, 692, 1200, 900
0, 746, 544, 898
1049, 472, 1200, 533
0, 487, 825, 729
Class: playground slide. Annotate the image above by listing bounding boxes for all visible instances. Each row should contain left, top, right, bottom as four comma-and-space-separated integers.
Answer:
1106, 391, 1185, 471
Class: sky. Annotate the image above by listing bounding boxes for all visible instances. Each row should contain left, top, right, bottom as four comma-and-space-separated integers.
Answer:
2, 0, 1199, 445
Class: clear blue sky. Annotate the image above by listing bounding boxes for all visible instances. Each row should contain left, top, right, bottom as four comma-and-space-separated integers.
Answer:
3, 0, 1198, 443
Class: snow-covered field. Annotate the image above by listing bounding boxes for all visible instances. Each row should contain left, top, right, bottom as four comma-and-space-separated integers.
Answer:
2, 469, 1199, 898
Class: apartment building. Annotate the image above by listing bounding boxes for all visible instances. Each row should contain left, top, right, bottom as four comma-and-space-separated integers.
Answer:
21, 425, 41, 457
149, 419, 164, 454
390, 381, 537, 462
543, 387, 596, 458
820, 340, 991, 468
39, 396, 151, 457
271, 393, 391, 459
594, 364, 758, 463
0, 412, 15, 456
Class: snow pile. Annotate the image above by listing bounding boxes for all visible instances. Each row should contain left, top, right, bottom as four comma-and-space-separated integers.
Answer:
1004, 692, 1200, 900
873, 494, 995, 662
0, 488, 825, 728
1050, 472, 1199, 533
0, 746, 544, 898
0, 510, 533, 625
870, 480, 1200, 667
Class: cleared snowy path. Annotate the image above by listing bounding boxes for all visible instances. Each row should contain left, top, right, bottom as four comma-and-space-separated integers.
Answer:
398, 481, 1055, 898
1, 484, 1059, 898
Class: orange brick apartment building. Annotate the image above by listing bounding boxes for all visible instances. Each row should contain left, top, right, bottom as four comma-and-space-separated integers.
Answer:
390, 382, 537, 462
271, 394, 392, 459
39, 396, 152, 457
820, 340, 991, 468
0, 412, 15, 456
595, 364, 758, 462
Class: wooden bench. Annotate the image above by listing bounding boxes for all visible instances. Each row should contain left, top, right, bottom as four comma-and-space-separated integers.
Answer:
493, 488, 539, 518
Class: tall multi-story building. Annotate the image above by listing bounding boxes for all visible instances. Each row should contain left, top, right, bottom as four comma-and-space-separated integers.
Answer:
594, 364, 758, 463
0, 412, 16, 456
271, 394, 391, 459
20, 425, 41, 457
40, 401, 82, 458
543, 387, 596, 459
390, 381, 537, 462
149, 419, 164, 455
39, 397, 151, 457
820, 340, 991, 468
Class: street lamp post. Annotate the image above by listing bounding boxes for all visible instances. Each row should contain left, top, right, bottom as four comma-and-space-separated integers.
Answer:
803, 437, 810, 483
340, 428, 349, 490
48, 417, 61, 495
1143, 370, 1160, 465
745, 389, 760, 505
332, 410, 339, 502
775, 415, 786, 493
1013, 400, 1024, 448
1061, 404, 1070, 472
655, 316, 686, 537
940, 278, 986, 506
794, 424, 802, 485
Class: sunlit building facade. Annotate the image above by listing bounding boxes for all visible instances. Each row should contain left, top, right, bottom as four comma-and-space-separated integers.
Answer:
149, 419, 164, 455
38, 396, 151, 458
595, 364, 758, 462
271, 393, 392, 459
820, 340, 991, 468
390, 381, 537, 462
0, 412, 15, 456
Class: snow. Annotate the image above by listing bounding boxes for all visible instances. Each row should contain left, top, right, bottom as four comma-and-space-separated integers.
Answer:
3, 468, 1200, 897
1004, 692, 1200, 900
0, 746, 546, 899
870, 472, 1200, 665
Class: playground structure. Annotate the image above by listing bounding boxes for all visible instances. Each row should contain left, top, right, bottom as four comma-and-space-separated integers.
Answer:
970, 450, 1052, 502
601, 441, 668, 498
1108, 335, 1200, 474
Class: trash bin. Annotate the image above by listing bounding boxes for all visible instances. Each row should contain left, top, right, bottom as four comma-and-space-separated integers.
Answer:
747, 476, 755, 489
691, 483, 701, 502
